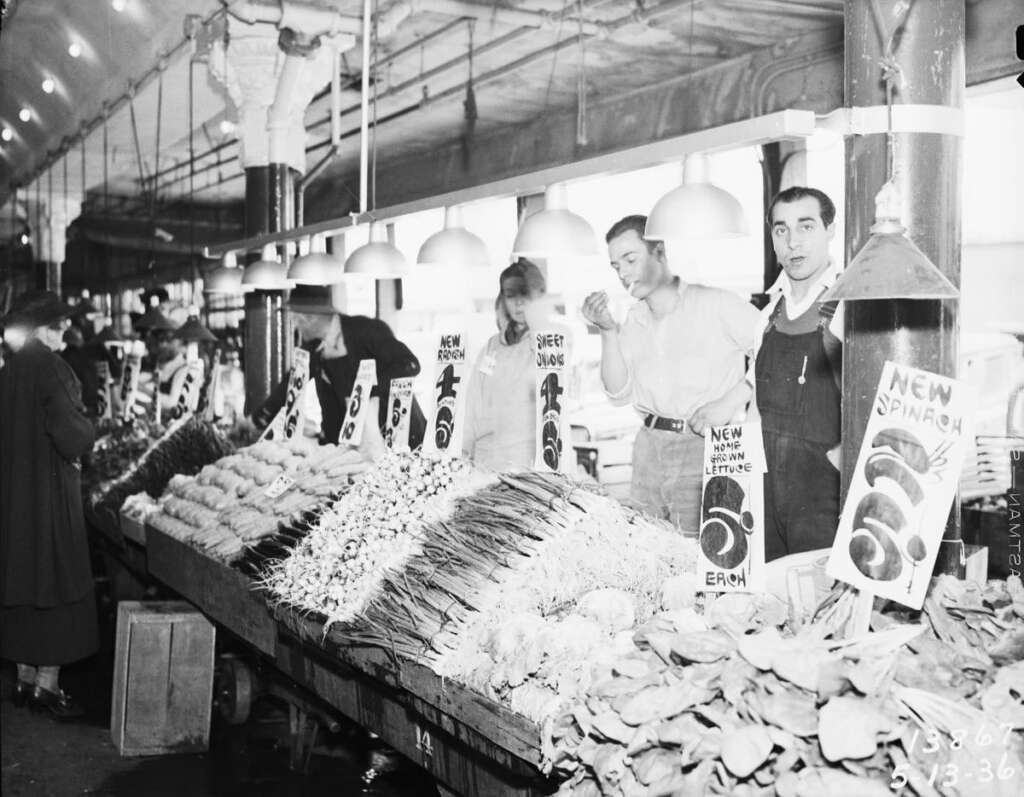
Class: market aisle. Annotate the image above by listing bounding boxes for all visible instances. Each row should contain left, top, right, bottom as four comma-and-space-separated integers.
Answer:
1, 579, 442, 797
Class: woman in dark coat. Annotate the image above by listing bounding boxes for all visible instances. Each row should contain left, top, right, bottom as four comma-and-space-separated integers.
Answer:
1, 290, 98, 718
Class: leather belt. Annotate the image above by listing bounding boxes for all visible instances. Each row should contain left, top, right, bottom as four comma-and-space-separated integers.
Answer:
644, 414, 689, 433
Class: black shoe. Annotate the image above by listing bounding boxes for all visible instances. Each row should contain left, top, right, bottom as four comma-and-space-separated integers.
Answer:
11, 680, 33, 707
30, 685, 86, 720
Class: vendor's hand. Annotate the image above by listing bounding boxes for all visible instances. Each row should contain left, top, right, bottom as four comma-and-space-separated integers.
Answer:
689, 397, 741, 436
581, 291, 617, 332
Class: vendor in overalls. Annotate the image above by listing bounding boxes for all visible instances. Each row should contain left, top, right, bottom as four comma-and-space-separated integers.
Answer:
751, 187, 843, 561
582, 215, 759, 535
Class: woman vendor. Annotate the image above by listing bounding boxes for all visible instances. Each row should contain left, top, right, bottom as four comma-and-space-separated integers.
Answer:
463, 258, 549, 471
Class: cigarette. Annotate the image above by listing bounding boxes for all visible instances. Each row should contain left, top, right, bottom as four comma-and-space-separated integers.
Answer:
627, 282, 639, 297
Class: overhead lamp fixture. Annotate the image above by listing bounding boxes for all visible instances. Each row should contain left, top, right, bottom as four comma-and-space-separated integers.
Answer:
645, 153, 747, 240
18, 108, 31, 123
511, 183, 600, 259
289, 233, 344, 285
134, 306, 176, 332
68, 42, 82, 58
345, 221, 409, 278
242, 243, 293, 291
1, 128, 12, 142
204, 251, 244, 294
174, 306, 218, 343
218, 119, 235, 136
821, 181, 958, 302
111, 0, 127, 12
821, 5, 957, 305
42, 78, 56, 94
417, 206, 489, 268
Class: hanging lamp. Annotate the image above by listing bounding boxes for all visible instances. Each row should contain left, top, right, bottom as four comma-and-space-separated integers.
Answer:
820, 3, 957, 303
134, 305, 176, 332
820, 181, 958, 302
346, 222, 409, 278
644, 153, 747, 241
416, 206, 489, 268
174, 305, 218, 343
511, 183, 600, 259
242, 244, 292, 291
289, 233, 344, 285
205, 251, 244, 294
343, 0, 408, 279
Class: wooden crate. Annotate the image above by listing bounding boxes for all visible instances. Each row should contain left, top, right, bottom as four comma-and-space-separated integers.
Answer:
111, 601, 216, 757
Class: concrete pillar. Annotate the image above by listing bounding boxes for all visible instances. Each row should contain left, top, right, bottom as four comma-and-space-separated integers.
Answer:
842, 0, 964, 574
209, 18, 343, 410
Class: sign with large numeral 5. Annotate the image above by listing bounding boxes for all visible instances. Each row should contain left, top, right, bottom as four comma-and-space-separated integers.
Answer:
827, 361, 975, 609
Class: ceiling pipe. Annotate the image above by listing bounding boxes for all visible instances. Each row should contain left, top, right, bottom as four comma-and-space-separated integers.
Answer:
227, 0, 413, 39
416, 0, 604, 37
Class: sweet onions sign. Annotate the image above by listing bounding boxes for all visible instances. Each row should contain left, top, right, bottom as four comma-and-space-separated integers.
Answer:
534, 330, 569, 472
827, 361, 975, 609
699, 422, 767, 592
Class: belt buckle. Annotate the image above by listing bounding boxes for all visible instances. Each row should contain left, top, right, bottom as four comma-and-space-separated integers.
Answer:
670, 418, 686, 433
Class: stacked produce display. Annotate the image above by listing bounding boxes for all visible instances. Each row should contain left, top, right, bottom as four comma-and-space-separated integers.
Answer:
149, 438, 369, 562
258, 450, 494, 629
83, 418, 160, 497
91, 415, 234, 512
545, 577, 1024, 797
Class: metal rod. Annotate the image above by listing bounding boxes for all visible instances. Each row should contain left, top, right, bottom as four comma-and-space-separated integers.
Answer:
358, 0, 371, 214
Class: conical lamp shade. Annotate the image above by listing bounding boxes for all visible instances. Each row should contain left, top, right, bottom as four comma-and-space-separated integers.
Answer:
242, 244, 293, 290
345, 222, 409, 278
288, 234, 344, 285
95, 324, 123, 344
205, 252, 244, 294
134, 306, 176, 331
645, 153, 748, 240
821, 182, 959, 302
821, 222, 959, 301
417, 206, 490, 268
511, 184, 599, 259
174, 307, 218, 343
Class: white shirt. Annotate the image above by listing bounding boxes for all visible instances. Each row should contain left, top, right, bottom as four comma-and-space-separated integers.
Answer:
752, 263, 844, 362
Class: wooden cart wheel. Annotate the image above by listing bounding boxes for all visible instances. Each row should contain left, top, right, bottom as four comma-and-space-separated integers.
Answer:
216, 657, 253, 725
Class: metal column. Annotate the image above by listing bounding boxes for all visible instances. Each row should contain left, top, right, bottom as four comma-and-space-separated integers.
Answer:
842, 0, 964, 574
243, 163, 296, 411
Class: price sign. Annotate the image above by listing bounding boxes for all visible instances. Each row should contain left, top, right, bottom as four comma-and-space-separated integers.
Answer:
264, 473, 296, 499
118, 346, 143, 421
425, 332, 468, 454
827, 362, 975, 609
95, 360, 113, 420
339, 359, 378, 447
262, 349, 311, 442
534, 330, 570, 472
167, 360, 205, 421
384, 376, 415, 452
698, 422, 768, 593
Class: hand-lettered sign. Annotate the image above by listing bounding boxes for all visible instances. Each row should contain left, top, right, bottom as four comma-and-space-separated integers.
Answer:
95, 360, 113, 421
118, 342, 145, 421
699, 422, 768, 593
385, 376, 415, 452
262, 349, 311, 442
425, 333, 468, 454
534, 330, 570, 472
339, 359, 378, 447
167, 360, 205, 422
827, 361, 975, 609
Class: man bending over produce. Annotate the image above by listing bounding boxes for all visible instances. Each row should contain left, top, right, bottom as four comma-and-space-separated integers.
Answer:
582, 215, 759, 536
256, 285, 426, 448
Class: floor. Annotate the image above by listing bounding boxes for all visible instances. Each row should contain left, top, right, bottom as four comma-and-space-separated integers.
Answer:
1, 558, 442, 797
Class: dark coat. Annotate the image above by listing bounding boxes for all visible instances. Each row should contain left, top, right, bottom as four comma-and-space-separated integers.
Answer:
258, 315, 426, 447
0, 339, 96, 608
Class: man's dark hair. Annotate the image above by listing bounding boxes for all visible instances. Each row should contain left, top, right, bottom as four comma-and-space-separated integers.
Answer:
605, 215, 660, 252
766, 187, 836, 228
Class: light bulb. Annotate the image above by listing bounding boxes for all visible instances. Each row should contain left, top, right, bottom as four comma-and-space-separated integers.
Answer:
111, 0, 126, 11
68, 42, 82, 58
1, 128, 12, 142
218, 119, 235, 136
20, 233, 30, 246
42, 78, 55, 94
18, 108, 31, 123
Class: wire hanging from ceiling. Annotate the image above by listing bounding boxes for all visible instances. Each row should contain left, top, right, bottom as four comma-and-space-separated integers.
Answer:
575, 0, 587, 146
